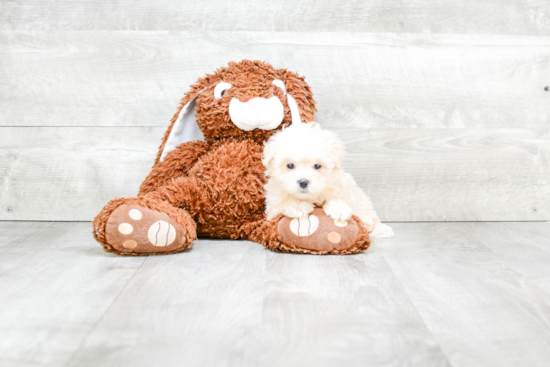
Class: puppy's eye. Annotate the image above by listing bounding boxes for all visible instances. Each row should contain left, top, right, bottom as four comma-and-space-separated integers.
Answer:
214, 81, 232, 99
314, 164, 322, 170
287, 163, 295, 169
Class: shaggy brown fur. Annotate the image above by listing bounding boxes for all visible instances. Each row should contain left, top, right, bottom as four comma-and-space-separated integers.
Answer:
93, 60, 370, 255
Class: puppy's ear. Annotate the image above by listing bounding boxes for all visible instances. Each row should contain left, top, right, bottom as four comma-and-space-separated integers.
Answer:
262, 137, 277, 171
327, 131, 345, 169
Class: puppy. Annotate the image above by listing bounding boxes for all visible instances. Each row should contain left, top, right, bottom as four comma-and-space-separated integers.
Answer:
262, 122, 394, 238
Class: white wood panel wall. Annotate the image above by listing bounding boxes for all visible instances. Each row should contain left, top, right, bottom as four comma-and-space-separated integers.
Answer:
1, 3, 549, 222
1, 32, 549, 129
1, 1, 549, 34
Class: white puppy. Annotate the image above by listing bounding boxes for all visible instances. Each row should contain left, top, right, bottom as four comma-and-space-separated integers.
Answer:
263, 122, 393, 238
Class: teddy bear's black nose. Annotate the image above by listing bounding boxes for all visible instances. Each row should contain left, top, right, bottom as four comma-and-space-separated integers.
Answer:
299, 179, 309, 188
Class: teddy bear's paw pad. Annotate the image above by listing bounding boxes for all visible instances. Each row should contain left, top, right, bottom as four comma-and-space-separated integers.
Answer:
105, 205, 189, 254
278, 208, 359, 253
289, 214, 319, 236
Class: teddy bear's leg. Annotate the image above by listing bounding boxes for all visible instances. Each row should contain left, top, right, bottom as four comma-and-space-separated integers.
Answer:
138, 141, 211, 196
94, 175, 206, 255
245, 208, 371, 255
93, 195, 196, 256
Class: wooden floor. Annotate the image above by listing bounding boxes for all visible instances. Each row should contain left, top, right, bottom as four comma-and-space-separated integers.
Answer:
1, 221, 550, 367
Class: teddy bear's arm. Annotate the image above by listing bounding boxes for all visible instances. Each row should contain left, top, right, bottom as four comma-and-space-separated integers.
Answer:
138, 141, 211, 196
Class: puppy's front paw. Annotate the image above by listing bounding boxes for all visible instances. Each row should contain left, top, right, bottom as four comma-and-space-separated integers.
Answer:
282, 201, 315, 219
371, 223, 394, 238
323, 199, 353, 221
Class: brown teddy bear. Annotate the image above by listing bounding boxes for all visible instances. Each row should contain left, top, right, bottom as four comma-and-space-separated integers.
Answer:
93, 60, 370, 255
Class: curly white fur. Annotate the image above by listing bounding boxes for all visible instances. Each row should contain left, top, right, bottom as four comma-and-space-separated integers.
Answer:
263, 122, 394, 238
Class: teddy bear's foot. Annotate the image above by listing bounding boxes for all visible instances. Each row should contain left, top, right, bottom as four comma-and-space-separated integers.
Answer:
277, 208, 369, 254
105, 204, 190, 255
93, 198, 196, 256
251, 208, 370, 255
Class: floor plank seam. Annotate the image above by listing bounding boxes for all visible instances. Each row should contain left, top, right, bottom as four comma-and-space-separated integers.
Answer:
2, 221, 42, 245
377, 254, 456, 367
62, 255, 150, 367
474, 234, 550, 331
0, 222, 56, 276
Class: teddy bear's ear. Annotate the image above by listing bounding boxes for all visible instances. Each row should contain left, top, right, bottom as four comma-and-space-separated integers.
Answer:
283, 70, 317, 125
286, 94, 302, 125
154, 86, 205, 164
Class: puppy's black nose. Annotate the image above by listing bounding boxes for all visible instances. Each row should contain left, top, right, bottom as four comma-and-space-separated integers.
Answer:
299, 179, 309, 189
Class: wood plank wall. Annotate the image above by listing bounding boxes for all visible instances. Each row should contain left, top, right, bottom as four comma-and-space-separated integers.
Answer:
1, 3, 549, 221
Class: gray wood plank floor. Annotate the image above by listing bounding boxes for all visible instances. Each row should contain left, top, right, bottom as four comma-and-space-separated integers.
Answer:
1, 221, 550, 367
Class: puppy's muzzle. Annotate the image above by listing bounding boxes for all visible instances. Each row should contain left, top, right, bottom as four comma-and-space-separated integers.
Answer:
299, 179, 309, 189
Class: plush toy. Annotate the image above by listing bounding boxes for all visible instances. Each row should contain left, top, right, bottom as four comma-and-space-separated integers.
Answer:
93, 60, 370, 255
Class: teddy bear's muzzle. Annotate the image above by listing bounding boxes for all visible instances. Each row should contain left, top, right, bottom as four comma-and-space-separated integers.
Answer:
228, 96, 285, 131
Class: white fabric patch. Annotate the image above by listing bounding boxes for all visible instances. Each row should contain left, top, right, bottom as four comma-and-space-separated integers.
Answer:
148, 221, 177, 246
272, 79, 286, 95
290, 214, 319, 236
214, 81, 232, 99
286, 94, 302, 125
123, 240, 137, 249
129, 209, 142, 220
118, 223, 133, 235
229, 96, 285, 131
160, 93, 205, 162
